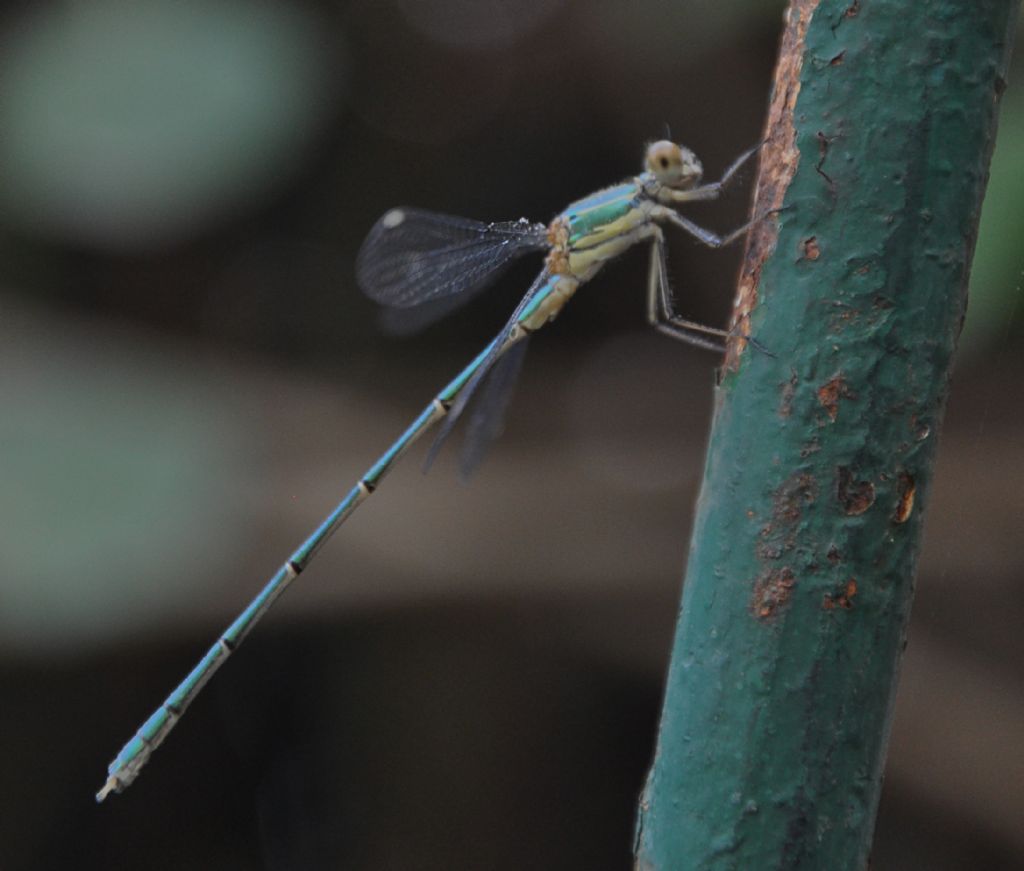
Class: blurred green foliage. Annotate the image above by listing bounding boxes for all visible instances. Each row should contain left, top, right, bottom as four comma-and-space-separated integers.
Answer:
0, 0, 333, 248
963, 83, 1024, 358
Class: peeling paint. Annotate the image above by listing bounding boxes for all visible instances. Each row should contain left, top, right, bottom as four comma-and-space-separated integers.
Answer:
894, 472, 915, 523
816, 374, 850, 421
828, 304, 862, 332
773, 472, 818, 525
837, 466, 875, 515
800, 437, 822, 457
823, 578, 858, 610
752, 567, 797, 619
757, 473, 817, 563
779, 369, 799, 417
802, 236, 821, 260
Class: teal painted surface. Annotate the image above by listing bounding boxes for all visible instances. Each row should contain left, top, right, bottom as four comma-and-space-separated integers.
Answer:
635, 1, 1019, 869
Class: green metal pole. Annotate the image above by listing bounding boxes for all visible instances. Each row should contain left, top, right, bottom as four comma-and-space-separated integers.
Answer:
634, 1, 1019, 869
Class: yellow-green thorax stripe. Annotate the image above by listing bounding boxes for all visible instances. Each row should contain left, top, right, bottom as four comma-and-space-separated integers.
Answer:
561, 182, 644, 250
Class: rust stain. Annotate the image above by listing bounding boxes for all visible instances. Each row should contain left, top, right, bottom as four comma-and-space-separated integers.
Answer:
816, 374, 851, 422
724, 0, 817, 372
757, 472, 819, 618
823, 578, 858, 610
894, 472, 916, 523
828, 303, 862, 333
802, 236, 821, 261
799, 437, 821, 458
837, 467, 875, 515
752, 567, 796, 619
773, 473, 817, 524
756, 473, 817, 562
826, 545, 841, 565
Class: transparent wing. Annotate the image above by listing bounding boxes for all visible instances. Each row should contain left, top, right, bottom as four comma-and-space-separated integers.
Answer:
375, 292, 487, 337
424, 269, 551, 473
356, 207, 548, 308
458, 336, 530, 479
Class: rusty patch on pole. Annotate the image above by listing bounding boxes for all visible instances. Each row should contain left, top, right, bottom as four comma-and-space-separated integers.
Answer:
725, 0, 817, 371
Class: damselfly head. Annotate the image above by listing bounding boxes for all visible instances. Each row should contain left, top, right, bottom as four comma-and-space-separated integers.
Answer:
645, 140, 703, 189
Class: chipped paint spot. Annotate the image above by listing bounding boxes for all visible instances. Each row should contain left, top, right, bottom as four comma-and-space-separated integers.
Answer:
837, 467, 875, 515
823, 578, 858, 610
802, 236, 820, 260
829, 51, 845, 66
816, 374, 851, 422
757, 473, 817, 563
773, 473, 817, 524
894, 472, 915, 523
828, 304, 862, 332
827, 545, 840, 565
800, 437, 821, 457
752, 567, 796, 619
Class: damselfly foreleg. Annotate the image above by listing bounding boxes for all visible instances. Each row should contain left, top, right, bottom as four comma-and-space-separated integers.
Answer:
665, 142, 761, 203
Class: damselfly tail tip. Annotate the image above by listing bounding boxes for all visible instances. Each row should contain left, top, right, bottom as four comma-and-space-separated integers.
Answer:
95, 776, 119, 803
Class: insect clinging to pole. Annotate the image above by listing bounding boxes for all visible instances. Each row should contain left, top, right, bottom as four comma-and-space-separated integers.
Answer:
97, 138, 772, 802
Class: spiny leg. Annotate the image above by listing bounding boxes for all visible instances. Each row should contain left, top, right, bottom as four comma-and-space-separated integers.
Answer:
645, 230, 728, 352
660, 208, 763, 249
658, 208, 783, 357
646, 232, 774, 357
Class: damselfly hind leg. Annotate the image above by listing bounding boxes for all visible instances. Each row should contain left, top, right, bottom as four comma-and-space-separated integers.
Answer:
646, 231, 727, 352
646, 232, 774, 357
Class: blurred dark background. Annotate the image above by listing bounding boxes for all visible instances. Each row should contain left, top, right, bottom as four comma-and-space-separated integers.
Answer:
1, 1, 1021, 869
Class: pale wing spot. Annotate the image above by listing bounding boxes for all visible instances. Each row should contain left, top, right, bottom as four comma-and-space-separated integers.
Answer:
382, 208, 406, 229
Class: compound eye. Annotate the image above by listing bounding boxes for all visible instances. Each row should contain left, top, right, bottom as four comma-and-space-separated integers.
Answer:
646, 140, 683, 184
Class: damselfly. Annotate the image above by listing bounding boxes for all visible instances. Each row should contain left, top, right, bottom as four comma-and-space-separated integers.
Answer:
97, 139, 768, 801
